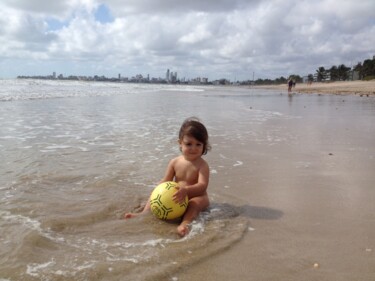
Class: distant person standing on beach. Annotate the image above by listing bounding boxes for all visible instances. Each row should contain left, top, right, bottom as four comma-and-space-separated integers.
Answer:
288, 79, 293, 92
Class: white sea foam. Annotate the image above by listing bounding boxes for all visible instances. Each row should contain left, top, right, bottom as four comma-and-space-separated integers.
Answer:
0, 79, 190, 101
0, 211, 41, 231
164, 86, 205, 92
26, 260, 56, 277
75, 261, 96, 270
0, 211, 66, 244
45, 145, 71, 149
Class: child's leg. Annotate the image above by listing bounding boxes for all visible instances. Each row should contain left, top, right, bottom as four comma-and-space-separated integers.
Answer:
124, 198, 151, 219
177, 194, 209, 237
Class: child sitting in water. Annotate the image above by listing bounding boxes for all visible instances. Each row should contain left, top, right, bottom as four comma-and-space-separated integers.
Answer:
124, 117, 211, 237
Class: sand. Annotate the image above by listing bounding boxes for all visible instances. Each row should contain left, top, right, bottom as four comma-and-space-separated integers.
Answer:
253, 80, 375, 96
175, 87, 375, 281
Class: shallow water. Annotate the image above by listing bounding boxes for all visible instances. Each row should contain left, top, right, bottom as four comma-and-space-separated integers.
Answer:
0, 80, 257, 280
1, 80, 374, 281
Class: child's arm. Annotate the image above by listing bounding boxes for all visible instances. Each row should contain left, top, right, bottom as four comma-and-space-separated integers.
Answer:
185, 162, 209, 197
160, 158, 176, 182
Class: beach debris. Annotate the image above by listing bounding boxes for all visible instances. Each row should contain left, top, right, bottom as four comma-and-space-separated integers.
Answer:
328, 153, 333, 156
313, 263, 319, 268
233, 160, 243, 167
365, 248, 372, 252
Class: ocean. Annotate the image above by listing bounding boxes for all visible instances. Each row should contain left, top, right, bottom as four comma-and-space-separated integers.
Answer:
1, 79, 374, 281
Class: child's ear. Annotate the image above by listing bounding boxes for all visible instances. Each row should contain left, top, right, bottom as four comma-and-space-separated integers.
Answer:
178, 139, 182, 151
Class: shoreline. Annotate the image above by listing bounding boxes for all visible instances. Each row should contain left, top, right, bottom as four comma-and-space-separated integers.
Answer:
251, 80, 375, 96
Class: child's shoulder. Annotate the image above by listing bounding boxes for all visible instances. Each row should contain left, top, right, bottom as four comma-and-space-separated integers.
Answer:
170, 155, 184, 164
198, 157, 209, 168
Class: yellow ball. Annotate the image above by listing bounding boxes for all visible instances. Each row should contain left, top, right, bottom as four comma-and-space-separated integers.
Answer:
150, 181, 188, 220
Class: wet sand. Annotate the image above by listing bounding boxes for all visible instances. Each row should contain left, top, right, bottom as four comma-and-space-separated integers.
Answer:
176, 90, 375, 280
253, 80, 375, 96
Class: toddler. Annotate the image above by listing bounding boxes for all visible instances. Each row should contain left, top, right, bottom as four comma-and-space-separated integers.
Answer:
125, 117, 211, 237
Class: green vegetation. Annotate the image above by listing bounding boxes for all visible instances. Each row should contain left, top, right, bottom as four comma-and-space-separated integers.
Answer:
249, 56, 375, 85
354, 58, 375, 80
313, 57, 375, 82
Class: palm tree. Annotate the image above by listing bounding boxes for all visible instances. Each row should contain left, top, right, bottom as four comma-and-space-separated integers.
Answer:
362, 59, 375, 79
316, 67, 326, 82
329, 66, 338, 81
338, 64, 350, 81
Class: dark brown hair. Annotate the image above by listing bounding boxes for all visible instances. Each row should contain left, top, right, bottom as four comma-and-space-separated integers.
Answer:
178, 117, 211, 155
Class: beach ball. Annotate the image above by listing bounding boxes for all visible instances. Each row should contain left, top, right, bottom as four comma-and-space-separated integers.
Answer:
150, 181, 188, 220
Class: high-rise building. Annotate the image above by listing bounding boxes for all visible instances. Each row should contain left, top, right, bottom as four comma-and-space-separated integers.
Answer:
171, 71, 177, 82
166, 69, 170, 82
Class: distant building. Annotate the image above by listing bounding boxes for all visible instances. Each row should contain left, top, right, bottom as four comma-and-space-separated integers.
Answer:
170, 72, 177, 83
165, 69, 178, 83
347, 70, 360, 81
166, 69, 170, 82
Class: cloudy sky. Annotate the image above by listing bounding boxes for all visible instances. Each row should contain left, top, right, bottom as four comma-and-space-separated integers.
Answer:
1, 0, 374, 81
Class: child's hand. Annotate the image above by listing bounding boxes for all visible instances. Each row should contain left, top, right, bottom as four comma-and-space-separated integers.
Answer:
173, 186, 188, 204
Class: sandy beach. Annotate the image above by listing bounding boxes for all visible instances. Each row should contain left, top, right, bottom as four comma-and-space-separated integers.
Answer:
253, 80, 375, 96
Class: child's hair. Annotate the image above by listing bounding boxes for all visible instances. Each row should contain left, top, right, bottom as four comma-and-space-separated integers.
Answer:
179, 117, 211, 155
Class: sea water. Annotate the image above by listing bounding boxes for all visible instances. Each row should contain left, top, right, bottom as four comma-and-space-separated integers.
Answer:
1, 79, 374, 281
0, 80, 251, 281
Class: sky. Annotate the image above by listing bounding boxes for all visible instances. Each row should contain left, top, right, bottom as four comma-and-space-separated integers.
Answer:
1, 0, 374, 81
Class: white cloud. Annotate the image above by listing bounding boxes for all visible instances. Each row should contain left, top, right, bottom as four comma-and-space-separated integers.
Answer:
0, 0, 374, 80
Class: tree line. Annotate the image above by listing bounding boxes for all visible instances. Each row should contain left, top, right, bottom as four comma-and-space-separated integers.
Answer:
313, 56, 375, 82
242, 56, 375, 85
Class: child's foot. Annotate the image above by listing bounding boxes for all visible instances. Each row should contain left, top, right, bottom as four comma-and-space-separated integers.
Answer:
177, 222, 190, 237
123, 212, 139, 219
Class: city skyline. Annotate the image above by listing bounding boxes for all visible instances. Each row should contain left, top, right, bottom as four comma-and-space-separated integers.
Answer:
16, 69, 222, 85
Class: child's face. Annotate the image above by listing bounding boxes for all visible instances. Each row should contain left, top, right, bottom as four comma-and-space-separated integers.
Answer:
179, 135, 204, 161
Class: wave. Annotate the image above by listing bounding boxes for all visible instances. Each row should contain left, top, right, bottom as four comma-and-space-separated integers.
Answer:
0, 79, 205, 102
